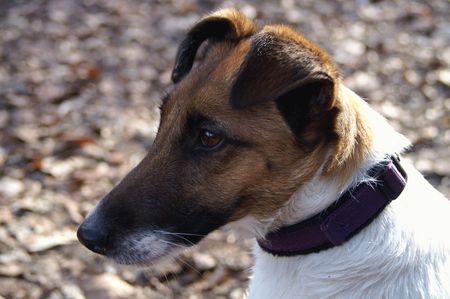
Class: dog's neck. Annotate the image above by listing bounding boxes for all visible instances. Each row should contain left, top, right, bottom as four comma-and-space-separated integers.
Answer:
230, 84, 410, 238
239, 85, 416, 298
273, 85, 410, 229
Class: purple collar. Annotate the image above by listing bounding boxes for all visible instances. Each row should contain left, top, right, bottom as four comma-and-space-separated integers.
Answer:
257, 155, 408, 256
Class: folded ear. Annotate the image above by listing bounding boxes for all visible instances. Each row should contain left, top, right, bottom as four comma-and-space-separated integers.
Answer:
171, 8, 256, 83
230, 25, 338, 136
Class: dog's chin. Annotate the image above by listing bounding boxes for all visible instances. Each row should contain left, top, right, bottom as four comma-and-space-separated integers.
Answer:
107, 231, 186, 266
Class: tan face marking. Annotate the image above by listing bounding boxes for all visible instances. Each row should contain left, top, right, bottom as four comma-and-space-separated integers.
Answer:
151, 39, 330, 221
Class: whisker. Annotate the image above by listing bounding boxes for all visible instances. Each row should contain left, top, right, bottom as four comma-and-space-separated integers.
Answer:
159, 239, 188, 250
174, 255, 201, 275
170, 235, 197, 247
154, 230, 199, 246
162, 271, 169, 285
156, 240, 201, 275
154, 230, 207, 237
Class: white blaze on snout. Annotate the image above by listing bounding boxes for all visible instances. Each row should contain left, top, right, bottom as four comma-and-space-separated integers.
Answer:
112, 230, 184, 265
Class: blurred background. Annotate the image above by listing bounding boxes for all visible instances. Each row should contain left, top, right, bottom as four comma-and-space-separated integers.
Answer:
0, 0, 448, 298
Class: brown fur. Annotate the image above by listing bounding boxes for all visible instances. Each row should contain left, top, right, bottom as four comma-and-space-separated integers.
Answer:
80, 8, 374, 249
207, 8, 257, 38
160, 9, 372, 218
323, 85, 373, 187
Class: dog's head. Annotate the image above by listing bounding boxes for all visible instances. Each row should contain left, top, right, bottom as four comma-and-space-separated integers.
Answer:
77, 9, 362, 265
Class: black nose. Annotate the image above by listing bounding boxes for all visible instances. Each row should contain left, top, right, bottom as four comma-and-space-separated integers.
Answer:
77, 220, 108, 255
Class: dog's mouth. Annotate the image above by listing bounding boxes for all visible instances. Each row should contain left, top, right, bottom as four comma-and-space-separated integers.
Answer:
77, 193, 232, 265
106, 230, 180, 265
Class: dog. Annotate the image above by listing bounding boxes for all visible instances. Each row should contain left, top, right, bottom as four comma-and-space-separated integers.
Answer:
77, 8, 450, 299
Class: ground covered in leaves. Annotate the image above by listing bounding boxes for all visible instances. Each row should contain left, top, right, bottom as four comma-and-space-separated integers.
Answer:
0, 0, 449, 298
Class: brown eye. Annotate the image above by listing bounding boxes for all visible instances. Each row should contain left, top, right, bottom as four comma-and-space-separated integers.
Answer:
199, 130, 223, 148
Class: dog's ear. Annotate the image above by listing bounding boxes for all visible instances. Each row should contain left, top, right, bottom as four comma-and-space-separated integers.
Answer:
230, 25, 338, 136
171, 8, 256, 83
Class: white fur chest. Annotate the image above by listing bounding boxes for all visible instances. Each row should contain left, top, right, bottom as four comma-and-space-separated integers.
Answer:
247, 164, 450, 299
